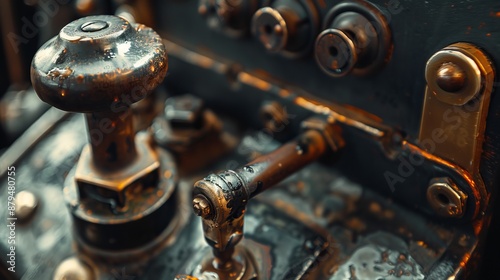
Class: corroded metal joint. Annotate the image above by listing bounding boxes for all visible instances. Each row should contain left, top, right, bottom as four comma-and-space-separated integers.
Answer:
193, 171, 249, 224
301, 117, 345, 153
193, 118, 343, 224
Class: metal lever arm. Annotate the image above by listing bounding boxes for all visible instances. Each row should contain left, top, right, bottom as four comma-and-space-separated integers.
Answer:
192, 118, 343, 269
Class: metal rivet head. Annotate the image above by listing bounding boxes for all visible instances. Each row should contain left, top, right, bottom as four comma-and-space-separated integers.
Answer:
436, 62, 467, 92
15, 191, 38, 222
80, 20, 109, 32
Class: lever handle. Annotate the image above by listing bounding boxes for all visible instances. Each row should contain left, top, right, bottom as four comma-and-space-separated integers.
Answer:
192, 118, 343, 269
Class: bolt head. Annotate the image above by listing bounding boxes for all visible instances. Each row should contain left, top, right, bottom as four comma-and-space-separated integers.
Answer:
164, 95, 205, 129
193, 195, 212, 219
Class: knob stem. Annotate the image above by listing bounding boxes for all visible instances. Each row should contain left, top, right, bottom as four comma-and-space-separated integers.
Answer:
85, 111, 137, 170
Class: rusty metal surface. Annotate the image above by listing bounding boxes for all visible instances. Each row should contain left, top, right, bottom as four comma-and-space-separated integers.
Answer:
1, 0, 500, 279
30, 15, 167, 113
190, 126, 337, 273
65, 133, 179, 250
0, 112, 482, 279
161, 39, 487, 222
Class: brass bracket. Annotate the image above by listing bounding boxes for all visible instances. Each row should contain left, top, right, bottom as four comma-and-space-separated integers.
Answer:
419, 42, 495, 217
419, 42, 494, 173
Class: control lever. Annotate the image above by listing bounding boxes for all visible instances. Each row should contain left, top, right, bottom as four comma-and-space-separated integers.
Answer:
191, 118, 343, 278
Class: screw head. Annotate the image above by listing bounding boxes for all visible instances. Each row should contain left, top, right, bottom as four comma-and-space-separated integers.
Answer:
164, 94, 205, 129
193, 195, 212, 219
436, 62, 467, 92
80, 20, 108, 32
427, 177, 467, 218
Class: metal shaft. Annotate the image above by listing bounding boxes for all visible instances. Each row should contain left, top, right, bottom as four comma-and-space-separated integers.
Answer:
85, 110, 137, 170
238, 129, 327, 198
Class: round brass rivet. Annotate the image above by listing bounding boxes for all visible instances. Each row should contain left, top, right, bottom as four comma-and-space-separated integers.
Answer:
436, 62, 467, 92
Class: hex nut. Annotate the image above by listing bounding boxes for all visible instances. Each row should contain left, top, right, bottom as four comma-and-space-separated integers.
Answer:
193, 194, 212, 219
427, 177, 467, 218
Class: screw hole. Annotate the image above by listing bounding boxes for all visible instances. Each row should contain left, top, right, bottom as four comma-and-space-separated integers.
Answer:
263, 24, 273, 34
262, 111, 274, 122
437, 193, 450, 206
329, 46, 339, 57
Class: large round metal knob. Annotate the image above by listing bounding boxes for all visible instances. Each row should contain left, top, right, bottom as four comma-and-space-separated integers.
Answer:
31, 15, 168, 112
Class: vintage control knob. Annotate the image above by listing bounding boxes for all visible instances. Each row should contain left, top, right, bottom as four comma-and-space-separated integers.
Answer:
315, 1, 392, 77
31, 15, 166, 169
252, 0, 319, 57
31, 15, 178, 252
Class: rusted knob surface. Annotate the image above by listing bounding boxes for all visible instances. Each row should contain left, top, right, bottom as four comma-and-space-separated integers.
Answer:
31, 15, 168, 112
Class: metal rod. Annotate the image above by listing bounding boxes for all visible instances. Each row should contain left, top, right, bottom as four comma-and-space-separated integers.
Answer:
238, 129, 327, 198
85, 111, 137, 170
